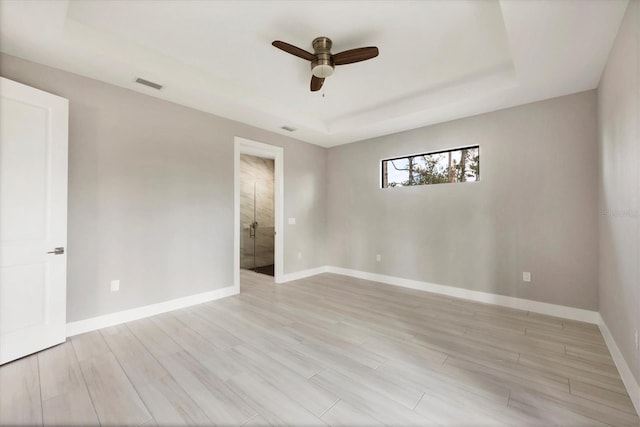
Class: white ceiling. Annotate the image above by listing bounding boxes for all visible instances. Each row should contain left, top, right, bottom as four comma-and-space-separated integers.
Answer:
0, 0, 629, 147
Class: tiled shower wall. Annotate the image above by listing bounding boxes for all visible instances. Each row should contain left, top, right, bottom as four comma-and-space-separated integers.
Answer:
240, 154, 275, 269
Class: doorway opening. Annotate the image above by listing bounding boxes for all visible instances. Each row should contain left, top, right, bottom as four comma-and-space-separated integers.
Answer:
234, 137, 283, 290
240, 154, 274, 276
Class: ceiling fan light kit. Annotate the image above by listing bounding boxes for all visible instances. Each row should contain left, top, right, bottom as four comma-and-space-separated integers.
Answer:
312, 64, 334, 78
310, 37, 335, 78
272, 36, 379, 92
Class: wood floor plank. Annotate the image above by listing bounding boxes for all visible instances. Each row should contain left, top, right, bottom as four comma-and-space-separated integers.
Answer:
228, 343, 339, 417
78, 351, 152, 426
445, 353, 571, 393
320, 400, 385, 427
2, 269, 638, 426
191, 302, 296, 346
283, 312, 370, 346
241, 414, 271, 426
473, 310, 565, 334
101, 323, 213, 425
215, 297, 292, 330
126, 317, 183, 358
565, 343, 618, 366
227, 371, 327, 426
37, 340, 98, 426
241, 293, 341, 333
222, 295, 296, 327
508, 390, 611, 427
310, 368, 435, 426
0, 354, 43, 426
101, 324, 167, 386
135, 374, 213, 426
281, 324, 387, 372
70, 330, 111, 362
415, 329, 519, 365
37, 340, 85, 401
245, 334, 327, 379
415, 388, 525, 427
561, 317, 603, 334
465, 326, 567, 356
359, 337, 451, 373
42, 385, 99, 426
509, 386, 639, 426
377, 358, 512, 406
174, 307, 243, 350
284, 333, 427, 411
519, 351, 627, 395
170, 331, 246, 382
136, 313, 244, 382
526, 327, 609, 352
569, 378, 638, 415
157, 350, 256, 425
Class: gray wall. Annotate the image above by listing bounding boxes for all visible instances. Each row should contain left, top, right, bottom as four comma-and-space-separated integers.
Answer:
0, 53, 327, 322
327, 91, 599, 310
598, 0, 640, 384
0, 48, 617, 324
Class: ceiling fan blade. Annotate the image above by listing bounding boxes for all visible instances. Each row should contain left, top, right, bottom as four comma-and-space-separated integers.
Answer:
310, 76, 324, 92
272, 40, 315, 61
333, 47, 379, 65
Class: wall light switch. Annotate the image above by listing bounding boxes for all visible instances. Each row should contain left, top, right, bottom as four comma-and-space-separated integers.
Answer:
522, 272, 531, 282
288, 218, 296, 225
110, 280, 120, 292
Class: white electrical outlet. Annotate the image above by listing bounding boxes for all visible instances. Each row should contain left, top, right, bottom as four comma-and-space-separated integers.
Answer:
288, 218, 296, 225
522, 272, 531, 282
110, 280, 120, 292
376, 254, 381, 262
297, 252, 302, 259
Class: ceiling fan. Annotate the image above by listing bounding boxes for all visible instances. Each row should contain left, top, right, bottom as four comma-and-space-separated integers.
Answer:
272, 37, 379, 92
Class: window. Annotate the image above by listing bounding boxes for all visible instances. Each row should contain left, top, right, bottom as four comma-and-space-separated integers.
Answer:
381, 145, 479, 188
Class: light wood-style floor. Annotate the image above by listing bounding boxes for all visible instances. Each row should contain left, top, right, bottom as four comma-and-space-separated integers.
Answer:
1, 270, 638, 426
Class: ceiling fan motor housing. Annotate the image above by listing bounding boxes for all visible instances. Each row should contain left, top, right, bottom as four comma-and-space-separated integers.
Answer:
311, 36, 334, 78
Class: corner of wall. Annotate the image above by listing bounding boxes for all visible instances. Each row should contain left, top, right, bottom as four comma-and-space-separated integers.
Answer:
598, 314, 640, 415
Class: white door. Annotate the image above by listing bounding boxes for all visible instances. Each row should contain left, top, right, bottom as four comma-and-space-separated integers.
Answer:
0, 77, 68, 365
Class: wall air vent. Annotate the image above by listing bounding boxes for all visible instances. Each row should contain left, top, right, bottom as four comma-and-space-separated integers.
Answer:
281, 126, 297, 132
135, 77, 163, 90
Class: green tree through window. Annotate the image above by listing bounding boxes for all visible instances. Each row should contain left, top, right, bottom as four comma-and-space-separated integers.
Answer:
382, 146, 479, 188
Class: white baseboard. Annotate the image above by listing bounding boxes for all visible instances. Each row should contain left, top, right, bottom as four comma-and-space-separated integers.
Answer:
66, 285, 238, 337
279, 266, 329, 283
598, 314, 640, 415
324, 266, 599, 324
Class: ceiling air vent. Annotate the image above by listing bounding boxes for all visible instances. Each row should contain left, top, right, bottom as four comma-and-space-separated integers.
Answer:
135, 77, 163, 90
281, 126, 297, 132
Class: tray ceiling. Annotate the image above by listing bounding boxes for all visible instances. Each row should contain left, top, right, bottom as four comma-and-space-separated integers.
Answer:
0, 0, 629, 146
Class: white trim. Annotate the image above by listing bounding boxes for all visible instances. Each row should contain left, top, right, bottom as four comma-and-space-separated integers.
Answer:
280, 266, 329, 283
234, 137, 284, 288
324, 266, 599, 324
66, 285, 238, 337
598, 314, 640, 415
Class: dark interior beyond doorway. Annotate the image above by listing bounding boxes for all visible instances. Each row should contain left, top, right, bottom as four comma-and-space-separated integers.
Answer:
253, 264, 274, 276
